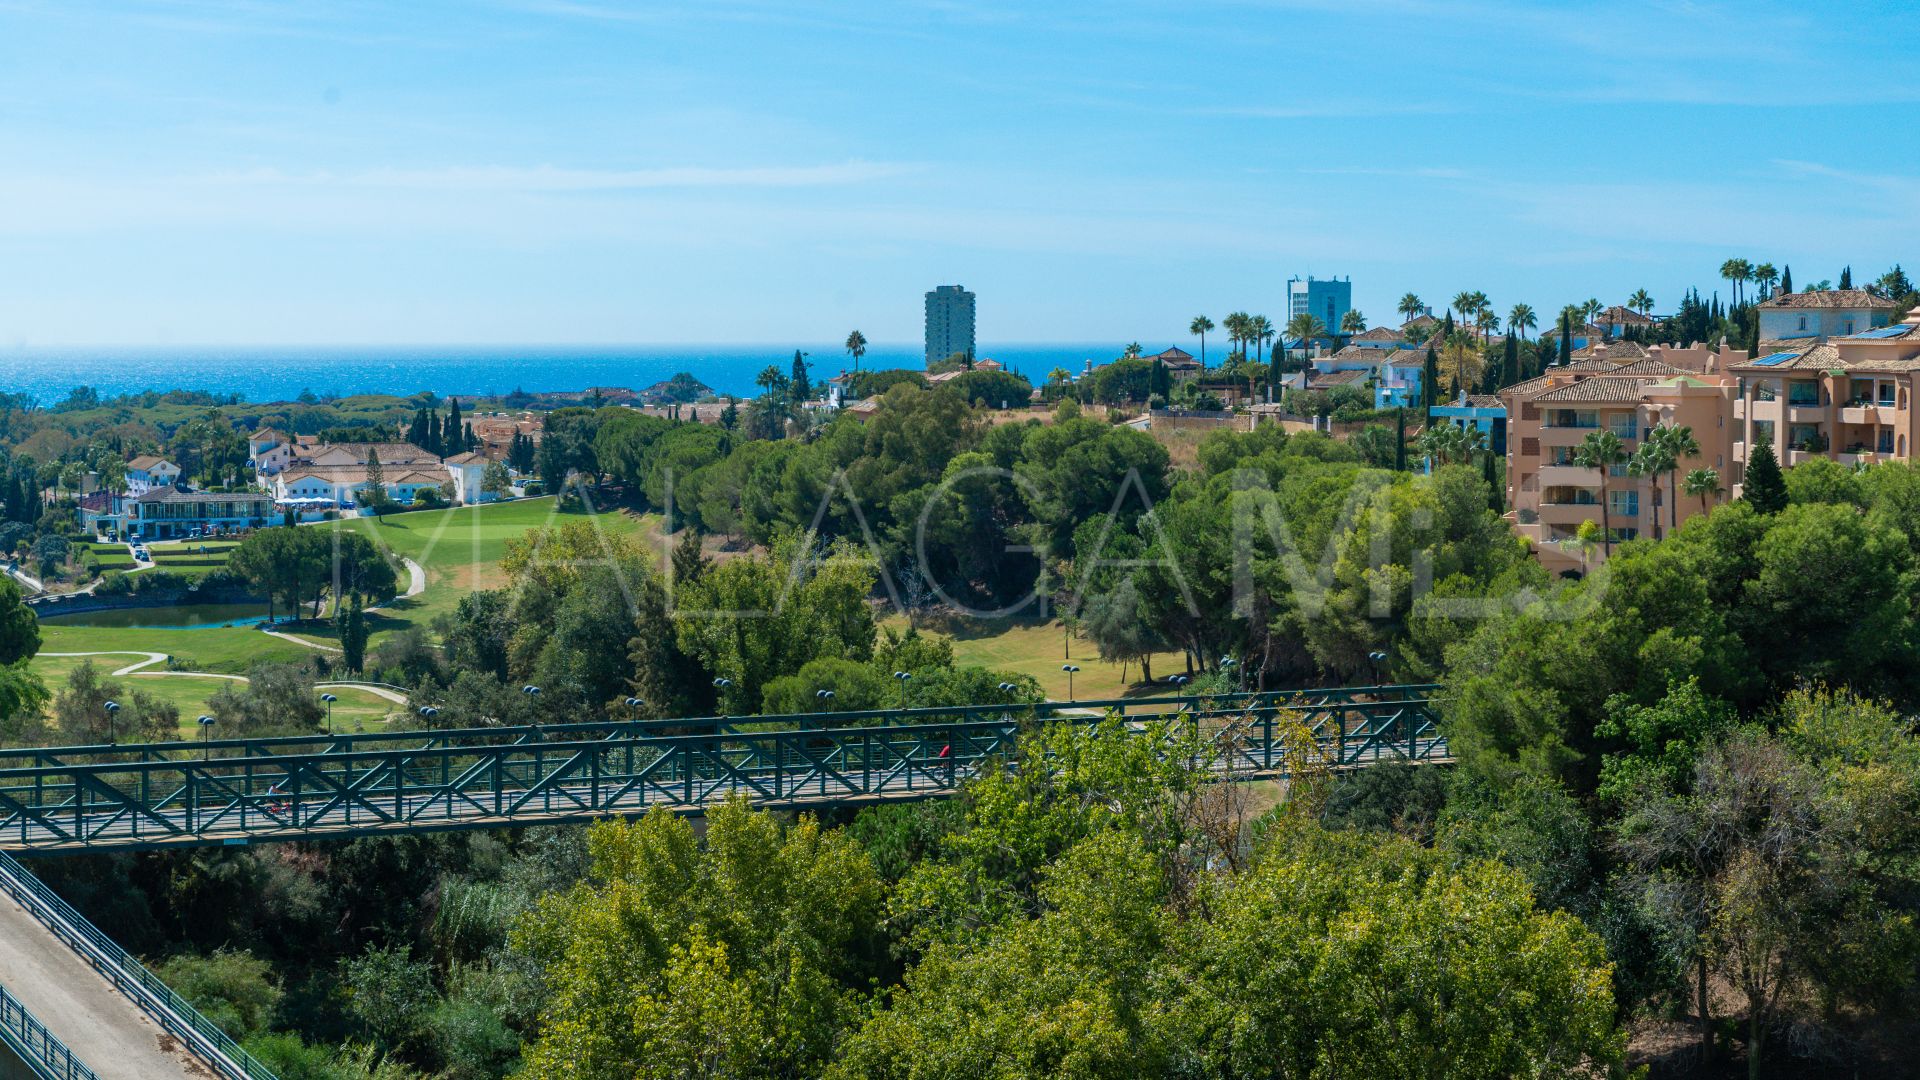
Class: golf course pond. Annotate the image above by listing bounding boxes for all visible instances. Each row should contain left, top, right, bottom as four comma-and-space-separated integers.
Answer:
37, 603, 274, 630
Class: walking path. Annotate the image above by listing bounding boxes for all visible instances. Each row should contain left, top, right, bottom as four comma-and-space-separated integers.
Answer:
0, 891, 209, 1079
37, 650, 398, 702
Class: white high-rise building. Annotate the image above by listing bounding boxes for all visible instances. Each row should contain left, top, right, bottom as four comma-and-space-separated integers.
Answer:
924, 285, 976, 365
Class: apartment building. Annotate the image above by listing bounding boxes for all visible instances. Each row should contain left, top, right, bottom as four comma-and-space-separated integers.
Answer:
1729, 305, 1920, 478
1502, 304, 1920, 572
924, 285, 977, 364
1501, 345, 1747, 574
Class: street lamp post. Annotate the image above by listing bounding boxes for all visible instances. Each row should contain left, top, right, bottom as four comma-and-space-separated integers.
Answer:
1366, 650, 1388, 687
197, 715, 215, 760
319, 693, 336, 735
1061, 664, 1080, 701
1220, 656, 1240, 694
102, 700, 120, 745
893, 671, 912, 710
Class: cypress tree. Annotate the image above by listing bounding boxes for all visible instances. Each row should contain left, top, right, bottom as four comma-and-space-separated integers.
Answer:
1482, 451, 1502, 512
1557, 312, 1572, 367
446, 398, 463, 451
1743, 436, 1788, 514
1422, 346, 1438, 410
338, 595, 368, 674
1501, 333, 1518, 390
791, 351, 812, 403
1394, 407, 1407, 471
1840, 265, 1852, 290
1780, 265, 1793, 294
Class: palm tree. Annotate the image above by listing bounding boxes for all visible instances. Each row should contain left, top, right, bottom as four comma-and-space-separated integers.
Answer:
1224, 311, 1250, 363
1340, 309, 1367, 337
1508, 303, 1537, 340
1283, 313, 1323, 363
844, 329, 868, 372
1752, 263, 1778, 300
1450, 291, 1476, 327
1418, 421, 1484, 467
1559, 519, 1602, 575
1189, 315, 1214, 369
1719, 258, 1754, 306
1627, 289, 1654, 317
1250, 314, 1275, 363
1683, 467, 1722, 517
1398, 293, 1425, 323
1574, 430, 1627, 558
1627, 442, 1672, 540
1650, 423, 1700, 532
1124, 341, 1144, 358
1438, 329, 1482, 392
1582, 298, 1603, 325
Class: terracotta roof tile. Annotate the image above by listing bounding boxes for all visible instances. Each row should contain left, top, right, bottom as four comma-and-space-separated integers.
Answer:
1760, 289, 1898, 310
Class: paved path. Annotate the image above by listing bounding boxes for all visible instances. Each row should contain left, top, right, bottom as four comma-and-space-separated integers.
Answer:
39, 651, 170, 677
39, 650, 404, 703
262, 629, 342, 653
2, 566, 42, 595
368, 558, 426, 611
0, 893, 210, 1079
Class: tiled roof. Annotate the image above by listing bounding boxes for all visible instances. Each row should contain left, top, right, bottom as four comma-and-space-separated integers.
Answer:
443, 452, 486, 465
1328, 345, 1374, 362
1760, 289, 1897, 309
1733, 344, 1842, 371
1573, 340, 1651, 360
1352, 327, 1403, 342
126, 455, 174, 471
1596, 305, 1653, 325
1307, 369, 1368, 388
1400, 314, 1439, 330
1531, 377, 1663, 403
250, 428, 284, 441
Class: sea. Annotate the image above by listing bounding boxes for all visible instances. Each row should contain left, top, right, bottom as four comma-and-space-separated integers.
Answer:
0, 343, 1128, 406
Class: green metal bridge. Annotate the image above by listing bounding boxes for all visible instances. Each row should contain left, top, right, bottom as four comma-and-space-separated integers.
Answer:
0, 685, 1445, 855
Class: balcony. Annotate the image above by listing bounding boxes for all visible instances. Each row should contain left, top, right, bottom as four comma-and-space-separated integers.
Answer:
1837, 451, 1881, 467
1537, 502, 1600, 526
1840, 404, 1889, 425
1536, 464, 1600, 486
1786, 449, 1824, 466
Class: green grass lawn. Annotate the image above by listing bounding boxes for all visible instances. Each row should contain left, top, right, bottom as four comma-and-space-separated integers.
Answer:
26, 654, 399, 738
325, 497, 661, 634
35, 626, 317, 673
891, 616, 1187, 702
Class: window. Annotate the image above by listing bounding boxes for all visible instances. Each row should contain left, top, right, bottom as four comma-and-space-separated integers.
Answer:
1879, 430, 1895, 454
1607, 490, 1638, 516
1786, 382, 1821, 407
1881, 383, 1898, 406
1755, 383, 1777, 401
1798, 315, 1808, 331
1753, 420, 1776, 444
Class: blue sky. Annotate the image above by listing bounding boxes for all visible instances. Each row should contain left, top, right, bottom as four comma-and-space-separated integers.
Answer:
3, 0, 1919, 347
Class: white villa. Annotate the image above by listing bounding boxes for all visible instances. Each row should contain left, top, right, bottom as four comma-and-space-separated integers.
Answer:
253, 435, 493, 509
124, 455, 182, 495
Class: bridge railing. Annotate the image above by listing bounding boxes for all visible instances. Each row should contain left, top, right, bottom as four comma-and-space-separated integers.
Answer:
0, 689, 1444, 852
0, 979, 99, 1080
0, 685, 1442, 771
0, 850, 278, 1079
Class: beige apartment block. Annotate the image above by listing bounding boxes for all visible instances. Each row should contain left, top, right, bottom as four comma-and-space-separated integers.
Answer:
1503, 305, 1920, 573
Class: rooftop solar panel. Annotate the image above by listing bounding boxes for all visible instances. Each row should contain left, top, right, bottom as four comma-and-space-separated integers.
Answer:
1751, 352, 1801, 367
1851, 325, 1913, 340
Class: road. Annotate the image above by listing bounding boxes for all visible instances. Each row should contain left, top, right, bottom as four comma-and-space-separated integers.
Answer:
0, 893, 211, 1079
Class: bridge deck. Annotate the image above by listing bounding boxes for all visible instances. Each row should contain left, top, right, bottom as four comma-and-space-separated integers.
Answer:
0, 894, 204, 1080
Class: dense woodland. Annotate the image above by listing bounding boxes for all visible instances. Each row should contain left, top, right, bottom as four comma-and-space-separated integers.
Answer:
4, 264, 1920, 1076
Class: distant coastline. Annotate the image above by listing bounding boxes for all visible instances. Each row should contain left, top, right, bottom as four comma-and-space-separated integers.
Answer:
0, 343, 1128, 406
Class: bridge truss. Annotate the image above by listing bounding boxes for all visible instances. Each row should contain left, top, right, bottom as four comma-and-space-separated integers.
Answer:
0, 685, 1445, 854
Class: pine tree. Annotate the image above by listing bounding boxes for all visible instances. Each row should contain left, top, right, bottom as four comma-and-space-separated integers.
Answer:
720, 397, 739, 431
1743, 436, 1787, 514
363, 448, 389, 517
671, 527, 711, 590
